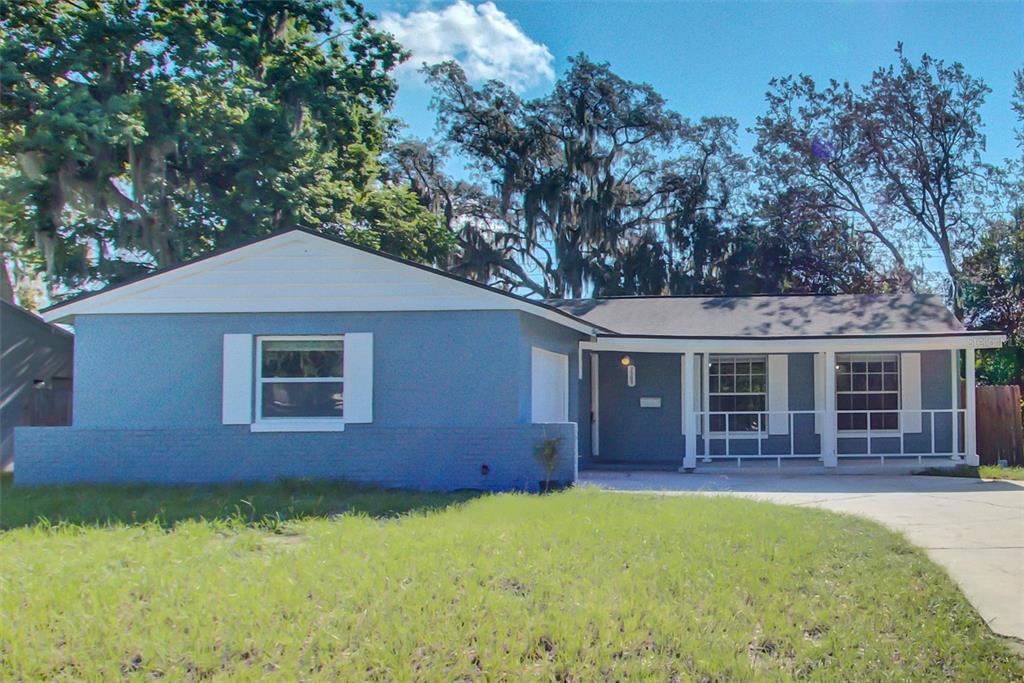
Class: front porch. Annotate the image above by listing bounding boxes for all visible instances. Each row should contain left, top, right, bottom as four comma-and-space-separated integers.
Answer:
577, 335, 1002, 472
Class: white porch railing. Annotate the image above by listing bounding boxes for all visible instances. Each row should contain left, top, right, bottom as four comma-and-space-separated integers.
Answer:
695, 409, 967, 467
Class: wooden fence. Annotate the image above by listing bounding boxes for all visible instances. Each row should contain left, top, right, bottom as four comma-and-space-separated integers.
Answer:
976, 385, 1024, 466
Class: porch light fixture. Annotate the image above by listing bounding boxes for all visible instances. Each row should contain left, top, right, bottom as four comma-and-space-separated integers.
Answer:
620, 355, 631, 366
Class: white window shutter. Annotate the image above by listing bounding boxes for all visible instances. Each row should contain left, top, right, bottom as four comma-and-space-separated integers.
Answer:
901, 352, 922, 433
814, 353, 825, 434
222, 334, 253, 424
768, 354, 789, 435
344, 333, 374, 423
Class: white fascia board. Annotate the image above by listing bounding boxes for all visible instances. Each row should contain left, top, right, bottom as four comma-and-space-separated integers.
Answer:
581, 334, 1006, 354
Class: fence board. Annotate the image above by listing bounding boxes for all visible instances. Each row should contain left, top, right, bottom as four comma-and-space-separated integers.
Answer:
976, 385, 1023, 466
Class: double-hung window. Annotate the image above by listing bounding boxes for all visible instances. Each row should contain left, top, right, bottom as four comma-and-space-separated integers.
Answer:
708, 354, 767, 432
256, 336, 344, 424
836, 353, 899, 431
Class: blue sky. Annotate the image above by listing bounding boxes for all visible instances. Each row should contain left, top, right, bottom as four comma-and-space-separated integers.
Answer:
366, 1, 1023, 169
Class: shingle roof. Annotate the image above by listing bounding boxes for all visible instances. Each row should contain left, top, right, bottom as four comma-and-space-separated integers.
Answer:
544, 294, 976, 338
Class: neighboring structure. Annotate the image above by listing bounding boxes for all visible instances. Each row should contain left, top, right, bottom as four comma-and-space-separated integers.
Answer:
15, 229, 1005, 488
1, 300, 73, 471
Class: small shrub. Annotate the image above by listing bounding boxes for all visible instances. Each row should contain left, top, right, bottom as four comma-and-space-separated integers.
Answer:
534, 437, 562, 492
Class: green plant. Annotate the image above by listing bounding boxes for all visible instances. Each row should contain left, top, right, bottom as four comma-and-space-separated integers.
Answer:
534, 437, 562, 492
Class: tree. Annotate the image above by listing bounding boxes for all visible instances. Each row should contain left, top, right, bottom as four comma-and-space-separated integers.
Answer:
413, 56, 879, 299
754, 46, 994, 318
0, 0, 453, 301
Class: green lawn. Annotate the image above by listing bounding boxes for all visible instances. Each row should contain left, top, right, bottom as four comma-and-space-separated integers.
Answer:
1, 478, 1020, 680
916, 465, 1024, 481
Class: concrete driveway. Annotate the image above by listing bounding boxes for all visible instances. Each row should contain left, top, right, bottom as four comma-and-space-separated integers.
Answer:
580, 470, 1024, 641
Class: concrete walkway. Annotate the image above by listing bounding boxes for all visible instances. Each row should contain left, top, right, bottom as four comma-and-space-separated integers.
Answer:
580, 470, 1024, 641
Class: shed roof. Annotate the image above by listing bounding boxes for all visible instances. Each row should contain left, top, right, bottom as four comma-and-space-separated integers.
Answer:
545, 294, 982, 338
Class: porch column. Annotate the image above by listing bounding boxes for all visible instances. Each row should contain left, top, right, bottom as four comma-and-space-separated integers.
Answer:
682, 352, 697, 470
965, 347, 979, 466
822, 350, 837, 467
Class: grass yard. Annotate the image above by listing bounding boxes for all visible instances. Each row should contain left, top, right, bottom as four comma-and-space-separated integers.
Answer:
916, 465, 1024, 481
1, 479, 1021, 681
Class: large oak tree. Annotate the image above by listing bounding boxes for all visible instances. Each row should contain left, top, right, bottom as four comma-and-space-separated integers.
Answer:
0, 0, 453, 299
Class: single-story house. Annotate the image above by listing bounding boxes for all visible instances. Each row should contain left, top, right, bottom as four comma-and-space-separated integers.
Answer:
15, 229, 1005, 489
1, 299, 74, 471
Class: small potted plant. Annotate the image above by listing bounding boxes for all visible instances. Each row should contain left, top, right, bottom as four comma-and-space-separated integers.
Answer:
534, 437, 562, 493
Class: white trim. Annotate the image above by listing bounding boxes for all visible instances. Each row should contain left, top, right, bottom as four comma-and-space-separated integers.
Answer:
822, 350, 837, 467
767, 355, 789, 435
254, 335, 345, 429
531, 347, 569, 423
580, 334, 1004, 354
814, 353, 825, 434
951, 349, 961, 457
250, 420, 345, 433
900, 352, 922, 433
590, 352, 600, 456
682, 352, 697, 469
965, 348, 978, 465
43, 230, 599, 335
222, 334, 254, 424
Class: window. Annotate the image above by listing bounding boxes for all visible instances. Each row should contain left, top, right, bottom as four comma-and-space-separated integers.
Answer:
708, 354, 767, 432
256, 336, 344, 421
836, 353, 899, 431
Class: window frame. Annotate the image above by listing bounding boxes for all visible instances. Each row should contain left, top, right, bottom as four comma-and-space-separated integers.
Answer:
835, 352, 901, 434
707, 353, 768, 435
252, 335, 346, 432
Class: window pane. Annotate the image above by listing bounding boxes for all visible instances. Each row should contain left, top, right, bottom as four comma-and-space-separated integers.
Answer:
869, 412, 898, 430
851, 413, 867, 430
709, 376, 720, 393
750, 361, 765, 375
868, 361, 882, 373
261, 382, 343, 418
261, 340, 343, 378
852, 361, 866, 373
736, 375, 751, 392
750, 376, 766, 393
729, 414, 759, 432
838, 413, 853, 430
852, 375, 867, 391
837, 374, 851, 391
851, 394, 868, 410
735, 361, 750, 375
720, 375, 734, 392
710, 415, 726, 432
883, 394, 899, 410
883, 374, 898, 391
867, 374, 882, 391
882, 361, 897, 373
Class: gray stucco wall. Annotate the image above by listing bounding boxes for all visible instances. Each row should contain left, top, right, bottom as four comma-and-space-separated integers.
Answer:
1, 302, 74, 469
17, 309, 582, 489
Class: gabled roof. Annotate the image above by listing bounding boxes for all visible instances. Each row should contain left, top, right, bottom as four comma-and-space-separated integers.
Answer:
43, 229, 1004, 343
40, 229, 607, 334
546, 294, 1002, 339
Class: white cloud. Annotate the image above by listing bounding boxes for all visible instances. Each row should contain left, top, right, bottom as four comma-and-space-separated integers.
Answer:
377, 1, 555, 92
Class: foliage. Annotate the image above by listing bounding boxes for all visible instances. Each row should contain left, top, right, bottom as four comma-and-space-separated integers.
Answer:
916, 465, 1024, 480
753, 45, 996, 319
964, 207, 1024, 385
1, 487, 1020, 680
0, 0, 453, 300
410, 56, 876, 298
533, 436, 561, 490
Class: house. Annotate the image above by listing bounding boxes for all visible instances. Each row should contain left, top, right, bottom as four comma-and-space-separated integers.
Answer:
14, 229, 1005, 489
1, 300, 74, 471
